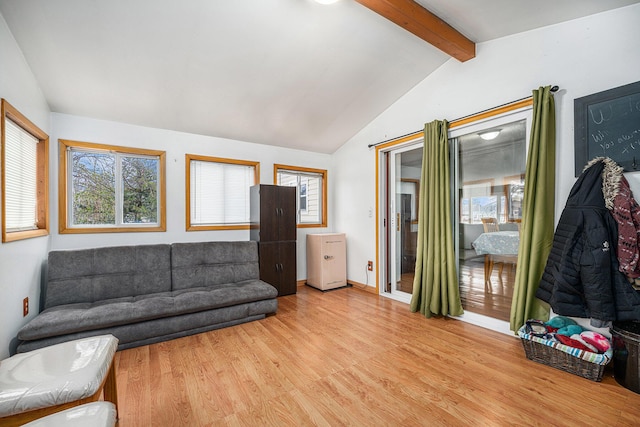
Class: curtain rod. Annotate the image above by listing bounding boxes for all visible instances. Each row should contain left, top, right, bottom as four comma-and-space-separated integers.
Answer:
367, 85, 559, 148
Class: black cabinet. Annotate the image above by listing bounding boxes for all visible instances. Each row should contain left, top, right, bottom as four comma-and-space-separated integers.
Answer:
257, 241, 297, 296
250, 185, 297, 296
250, 184, 296, 242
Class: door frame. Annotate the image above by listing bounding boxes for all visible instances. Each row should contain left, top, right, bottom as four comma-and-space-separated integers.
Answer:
449, 107, 533, 335
376, 137, 423, 303
374, 99, 534, 336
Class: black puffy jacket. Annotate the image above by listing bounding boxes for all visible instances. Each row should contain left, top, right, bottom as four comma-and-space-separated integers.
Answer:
536, 159, 640, 322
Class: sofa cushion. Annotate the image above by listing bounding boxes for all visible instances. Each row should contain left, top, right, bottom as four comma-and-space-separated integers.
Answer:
45, 244, 172, 309
16, 299, 278, 353
171, 241, 260, 290
19, 280, 277, 341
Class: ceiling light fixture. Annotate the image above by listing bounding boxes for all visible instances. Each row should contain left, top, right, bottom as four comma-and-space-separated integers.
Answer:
478, 129, 501, 141
314, 0, 340, 4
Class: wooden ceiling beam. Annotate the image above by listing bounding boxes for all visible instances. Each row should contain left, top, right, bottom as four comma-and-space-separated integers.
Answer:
354, 0, 475, 62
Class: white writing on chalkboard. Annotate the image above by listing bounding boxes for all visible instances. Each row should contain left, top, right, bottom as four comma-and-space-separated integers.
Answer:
588, 94, 640, 161
593, 129, 640, 154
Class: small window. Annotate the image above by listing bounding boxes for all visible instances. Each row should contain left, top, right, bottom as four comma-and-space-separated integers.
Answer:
59, 139, 166, 233
275, 164, 327, 227
299, 179, 308, 213
1, 99, 49, 242
186, 154, 259, 230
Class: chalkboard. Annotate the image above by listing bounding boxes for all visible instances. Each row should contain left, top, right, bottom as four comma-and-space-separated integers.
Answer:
574, 80, 640, 176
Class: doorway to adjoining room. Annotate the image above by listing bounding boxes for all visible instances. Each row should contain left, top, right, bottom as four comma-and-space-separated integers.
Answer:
378, 108, 531, 324
452, 117, 528, 321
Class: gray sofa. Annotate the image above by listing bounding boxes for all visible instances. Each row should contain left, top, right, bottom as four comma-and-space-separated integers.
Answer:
16, 241, 278, 353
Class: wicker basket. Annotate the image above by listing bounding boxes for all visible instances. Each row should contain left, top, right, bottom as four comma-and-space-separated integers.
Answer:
518, 325, 613, 382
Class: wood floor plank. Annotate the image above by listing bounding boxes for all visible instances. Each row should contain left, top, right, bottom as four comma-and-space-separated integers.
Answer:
113, 286, 640, 426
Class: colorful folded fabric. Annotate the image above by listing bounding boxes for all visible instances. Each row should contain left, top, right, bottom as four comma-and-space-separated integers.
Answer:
557, 325, 583, 336
545, 316, 577, 329
555, 334, 592, 352
580, 331, 611, 353
570, 334, 599, 352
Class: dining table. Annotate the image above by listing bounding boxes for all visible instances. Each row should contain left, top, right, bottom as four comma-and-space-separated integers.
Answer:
472, 230, 520, 255
472, 230, 520, 286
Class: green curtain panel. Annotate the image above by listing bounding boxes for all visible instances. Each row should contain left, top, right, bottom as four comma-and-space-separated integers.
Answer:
410, 120, 463, 318
509, 86, 556, 332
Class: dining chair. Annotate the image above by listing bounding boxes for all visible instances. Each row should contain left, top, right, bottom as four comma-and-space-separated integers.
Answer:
479, 217, 513, 288
481, 217, 500, 233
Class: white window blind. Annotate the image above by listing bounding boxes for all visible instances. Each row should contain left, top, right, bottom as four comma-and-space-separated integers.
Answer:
190, 160, 254, 225
4, 118, 38, 231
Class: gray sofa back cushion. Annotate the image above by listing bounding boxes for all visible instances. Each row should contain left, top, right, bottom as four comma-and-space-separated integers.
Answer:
45, 244, 172, 309
171, 241, 259, 290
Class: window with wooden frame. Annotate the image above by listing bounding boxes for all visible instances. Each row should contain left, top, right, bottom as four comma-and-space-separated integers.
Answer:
1, 99, 49, 242
459, 178, 496, 224
274, 164, 327, 227
59, 139, 166, 233
186, 154, 259, 231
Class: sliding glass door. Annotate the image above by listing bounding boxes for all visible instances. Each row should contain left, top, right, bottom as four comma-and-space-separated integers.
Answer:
451, 113, 529, 321
377, 108, 531, 325
383, 143, 422, 303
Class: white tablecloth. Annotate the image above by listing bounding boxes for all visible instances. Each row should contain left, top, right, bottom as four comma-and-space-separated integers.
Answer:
472, 231, 520, 255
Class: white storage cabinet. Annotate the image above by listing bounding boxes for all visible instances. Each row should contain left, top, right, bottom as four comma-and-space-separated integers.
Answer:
306, 233, 347, 291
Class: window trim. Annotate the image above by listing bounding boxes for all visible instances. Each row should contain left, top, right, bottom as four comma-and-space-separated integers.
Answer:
185, 154, 259, 231
273, 164, 327, 228
1, 99, 49, 242
58, 139, 166, 234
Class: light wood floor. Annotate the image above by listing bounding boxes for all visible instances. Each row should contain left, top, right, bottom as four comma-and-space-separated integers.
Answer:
113, 285, 640, 426
459, 257, 514, 322
398, 257, 514, 321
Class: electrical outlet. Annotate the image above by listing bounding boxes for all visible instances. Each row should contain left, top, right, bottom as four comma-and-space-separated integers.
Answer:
23, 297, 29, 317
367, 261, 373, 271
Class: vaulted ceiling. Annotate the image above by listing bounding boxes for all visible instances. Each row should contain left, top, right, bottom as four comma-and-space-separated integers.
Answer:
1, 0, 638, 153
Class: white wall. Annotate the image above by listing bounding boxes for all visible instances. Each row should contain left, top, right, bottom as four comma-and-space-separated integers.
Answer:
50, 113, 332, 276
0, 12, 51, 358
333, 5, 640, 306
